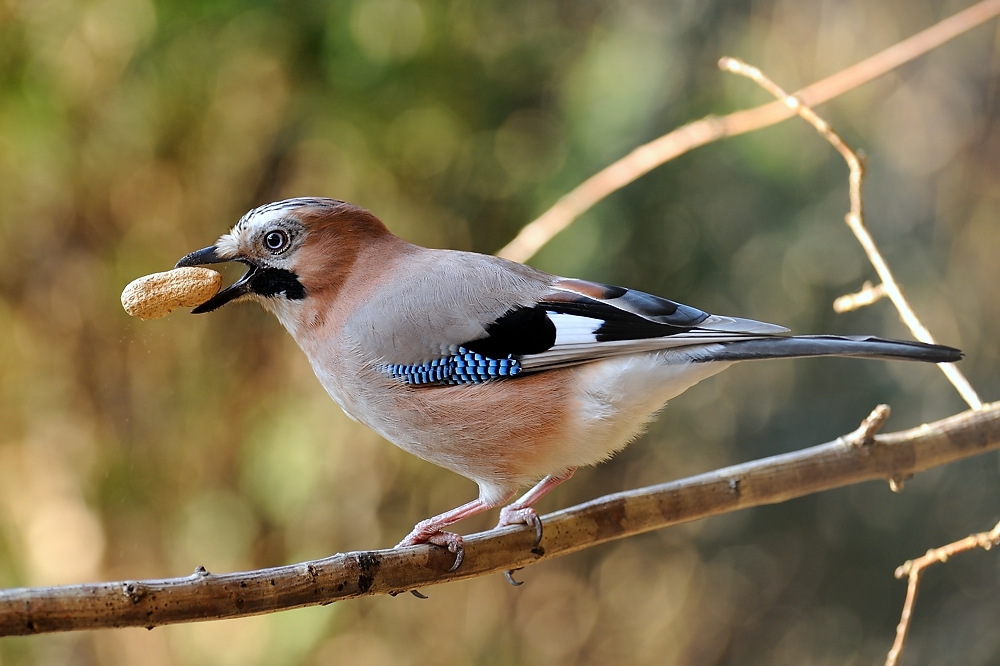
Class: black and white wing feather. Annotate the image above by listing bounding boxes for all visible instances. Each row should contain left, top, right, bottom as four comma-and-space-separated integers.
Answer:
462, 278, 789, 373
458, 277, 960, 373
382, 276, 960, 386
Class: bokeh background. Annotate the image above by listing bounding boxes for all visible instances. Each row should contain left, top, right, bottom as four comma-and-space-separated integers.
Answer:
0, 0, 998, 664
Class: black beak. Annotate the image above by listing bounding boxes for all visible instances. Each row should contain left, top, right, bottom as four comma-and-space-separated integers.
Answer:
175, 246, 258, 314
175, 246, 231, 268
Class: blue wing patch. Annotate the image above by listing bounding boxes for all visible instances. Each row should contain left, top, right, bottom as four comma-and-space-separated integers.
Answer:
381, 347, 522, 386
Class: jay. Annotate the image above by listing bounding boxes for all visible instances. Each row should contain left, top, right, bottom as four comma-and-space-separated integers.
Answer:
176, 197, 961, 566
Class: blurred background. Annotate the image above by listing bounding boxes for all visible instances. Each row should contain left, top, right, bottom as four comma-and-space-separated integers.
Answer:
0, 0, 998, 663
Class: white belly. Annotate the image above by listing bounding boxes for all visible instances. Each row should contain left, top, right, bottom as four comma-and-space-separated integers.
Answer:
557, 350, 733, 469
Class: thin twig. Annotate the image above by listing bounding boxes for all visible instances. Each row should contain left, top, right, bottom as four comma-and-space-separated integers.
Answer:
718, 56, 982, 411
844, 212, 983, 409
884, 519, 1000, 666
0, 403, 998, 635
841, 403, 891, 447
496, 0, 1000, 263
834, 281, 886, 313
720, 55, 991, 666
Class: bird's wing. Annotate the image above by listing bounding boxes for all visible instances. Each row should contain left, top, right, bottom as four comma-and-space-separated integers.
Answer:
461, 277, 789, 373
355, 251, 788, 385
359, 256, 956, 386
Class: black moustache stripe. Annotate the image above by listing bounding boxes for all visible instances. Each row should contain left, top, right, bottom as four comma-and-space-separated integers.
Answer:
250, 267, 306, 300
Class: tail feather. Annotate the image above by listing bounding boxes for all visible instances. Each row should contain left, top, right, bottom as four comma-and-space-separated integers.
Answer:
694, 335, 962, 364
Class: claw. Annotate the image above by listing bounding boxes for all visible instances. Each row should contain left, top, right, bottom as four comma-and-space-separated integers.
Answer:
528, 513, 543, 545
391, 589, 430, 598
504, 569, 524, 586
497, 506, 544, 545
448, 545, 464, 571
424, 531, 465, 571
397, 527, 465, 571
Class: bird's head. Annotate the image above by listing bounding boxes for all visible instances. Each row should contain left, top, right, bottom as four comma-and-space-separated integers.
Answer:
176, 198, 391, 314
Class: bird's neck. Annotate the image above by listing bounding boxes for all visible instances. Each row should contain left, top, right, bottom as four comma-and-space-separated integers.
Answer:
271, 233, 419, 342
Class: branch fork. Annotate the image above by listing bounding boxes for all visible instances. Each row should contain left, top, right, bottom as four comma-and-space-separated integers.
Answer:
885, 520, 1000, 666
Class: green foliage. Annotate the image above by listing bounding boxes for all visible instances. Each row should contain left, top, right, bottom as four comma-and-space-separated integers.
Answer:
0, 0, 997, 664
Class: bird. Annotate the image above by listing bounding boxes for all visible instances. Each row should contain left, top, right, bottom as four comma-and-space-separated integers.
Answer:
175, 197, 961, 569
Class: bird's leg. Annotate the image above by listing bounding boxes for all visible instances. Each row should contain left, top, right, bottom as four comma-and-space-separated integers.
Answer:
497, 467, 577, 544
396, 493, 513, 571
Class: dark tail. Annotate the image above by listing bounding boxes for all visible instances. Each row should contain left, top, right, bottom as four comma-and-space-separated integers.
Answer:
694, 335, 962, 364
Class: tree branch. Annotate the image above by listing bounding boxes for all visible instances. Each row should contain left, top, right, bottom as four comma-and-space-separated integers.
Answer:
718, 55, 983, 411
834, 281, 887, 313
1, 402, 998, 636
885, 518, 1000, 666
496, 0, 1000, 263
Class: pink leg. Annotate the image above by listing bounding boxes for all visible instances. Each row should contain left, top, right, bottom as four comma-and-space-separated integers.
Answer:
497, 468, 577, 543
396, 493, 514, 570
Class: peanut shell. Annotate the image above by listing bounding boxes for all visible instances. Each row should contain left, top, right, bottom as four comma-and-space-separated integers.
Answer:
121, 267, 222, 320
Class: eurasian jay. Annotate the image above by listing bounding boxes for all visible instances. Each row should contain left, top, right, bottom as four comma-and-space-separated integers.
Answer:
176, 197, 961, 567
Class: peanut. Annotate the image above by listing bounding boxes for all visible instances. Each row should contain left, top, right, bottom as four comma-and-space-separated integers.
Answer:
121, 267, 222, 320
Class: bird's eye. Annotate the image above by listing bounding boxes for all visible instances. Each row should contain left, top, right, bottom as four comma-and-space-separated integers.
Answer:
264, 230, 289, 253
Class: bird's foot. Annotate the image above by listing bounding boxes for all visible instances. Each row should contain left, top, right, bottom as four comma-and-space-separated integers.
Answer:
497, 505, 543, 545
396, 523, 465, 571
497, 507, 542, 586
